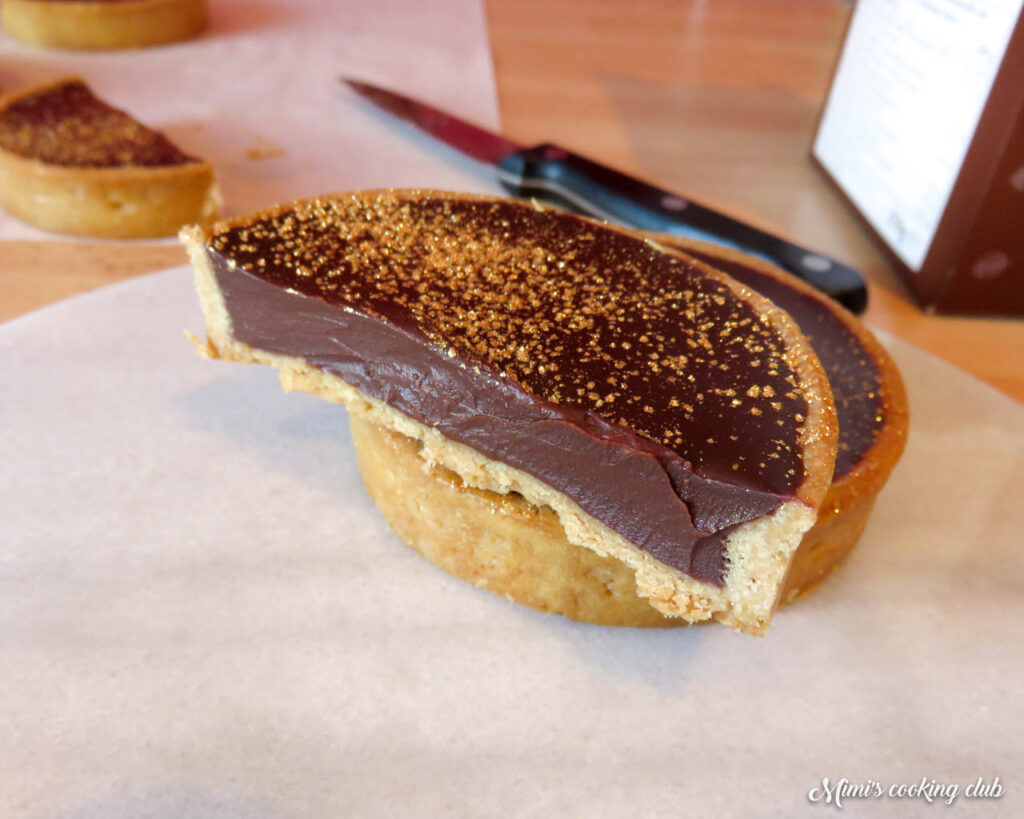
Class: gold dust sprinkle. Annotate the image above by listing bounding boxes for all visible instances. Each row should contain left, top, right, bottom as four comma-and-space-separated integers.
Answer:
207, 192, 810, 487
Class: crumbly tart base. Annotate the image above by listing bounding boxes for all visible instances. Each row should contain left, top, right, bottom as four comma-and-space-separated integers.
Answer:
2, 0, 206, 50
184, 212, 840, 636
351, 415, 673, 628
0, 146, 220, 238
646, 235, 908, 603
351, 416, 884, 626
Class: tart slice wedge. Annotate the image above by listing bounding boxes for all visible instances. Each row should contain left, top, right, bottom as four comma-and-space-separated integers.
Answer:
0, 77, 220, 237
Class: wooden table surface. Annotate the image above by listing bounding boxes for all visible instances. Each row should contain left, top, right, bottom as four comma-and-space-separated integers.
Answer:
3, 0, 1022, 403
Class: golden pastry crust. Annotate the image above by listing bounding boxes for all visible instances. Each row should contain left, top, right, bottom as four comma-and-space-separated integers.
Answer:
182, 190, 839, 635
351, 415, 673, 628
1, 0, 206, 51
644, 235, 909, 601
0, 78, 220, 237
350, 415, 888, 626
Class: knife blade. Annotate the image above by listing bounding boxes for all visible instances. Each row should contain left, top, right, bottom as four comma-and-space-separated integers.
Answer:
344, 78, 868, 314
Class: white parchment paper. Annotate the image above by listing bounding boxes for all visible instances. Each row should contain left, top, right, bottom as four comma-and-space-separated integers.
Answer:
0, 0, 501, 239
2, 268, 1022, 817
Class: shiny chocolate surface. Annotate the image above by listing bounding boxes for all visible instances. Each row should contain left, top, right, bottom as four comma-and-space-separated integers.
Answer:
680, 247, 884, 479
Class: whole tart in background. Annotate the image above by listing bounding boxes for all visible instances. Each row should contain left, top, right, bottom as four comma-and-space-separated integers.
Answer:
0, 77, 220, 238
1, 0, 206, 50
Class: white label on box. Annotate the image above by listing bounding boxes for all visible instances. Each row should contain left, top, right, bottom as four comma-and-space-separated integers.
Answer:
813, 0, 1022, 270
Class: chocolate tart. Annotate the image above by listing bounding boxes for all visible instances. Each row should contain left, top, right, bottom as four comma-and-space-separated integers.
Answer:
1, 0, 206, 51
0, 78, 220, 238
183, 190, 839, 635
655, 236, 909, 602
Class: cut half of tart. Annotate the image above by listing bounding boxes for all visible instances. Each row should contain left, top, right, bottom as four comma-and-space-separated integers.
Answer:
651, 235, 909, 602
1, 0, 206, 51
0, 77, 220, 238
182, 190, 838, 635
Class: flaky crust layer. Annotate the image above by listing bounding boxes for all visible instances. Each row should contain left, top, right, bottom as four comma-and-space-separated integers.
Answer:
2, 0, 206, 50
351, 415, 673, 627
351, 415, 879, 625
182, 191, 840, 635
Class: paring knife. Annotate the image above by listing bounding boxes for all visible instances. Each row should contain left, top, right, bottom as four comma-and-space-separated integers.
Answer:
343, 78, 868, 314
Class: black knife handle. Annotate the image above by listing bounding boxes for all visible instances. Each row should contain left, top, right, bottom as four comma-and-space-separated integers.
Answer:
496, 143, 867, 314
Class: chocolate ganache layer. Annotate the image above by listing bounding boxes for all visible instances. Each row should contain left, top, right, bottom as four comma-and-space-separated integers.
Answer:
0, 79, 197, 168
675, 245, 884, 480
202, 193, 820, 585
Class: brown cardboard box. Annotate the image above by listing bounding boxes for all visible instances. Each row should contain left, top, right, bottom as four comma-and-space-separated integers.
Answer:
923, 86, 1023, 314
815, 5, 1023, 316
